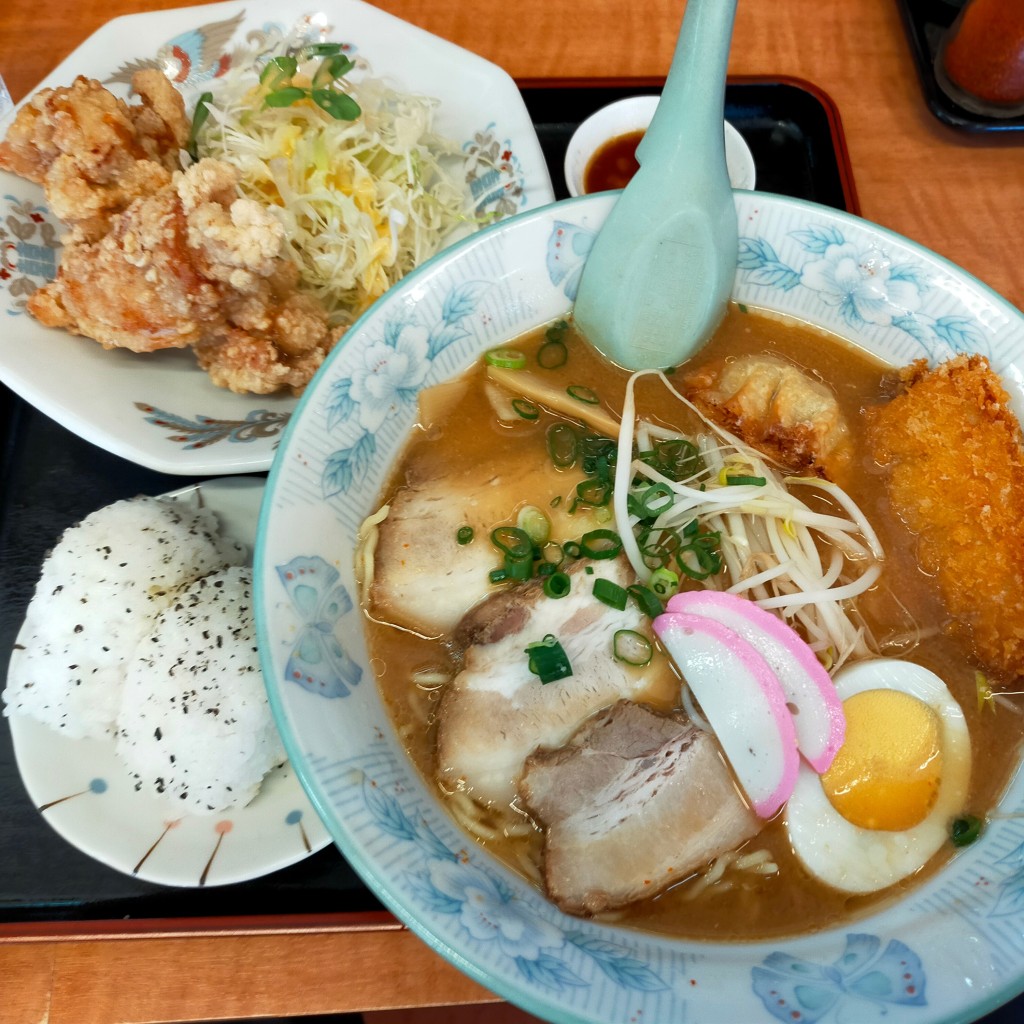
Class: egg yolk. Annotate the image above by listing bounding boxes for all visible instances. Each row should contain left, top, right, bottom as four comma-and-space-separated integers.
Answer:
820, 689, 943, 831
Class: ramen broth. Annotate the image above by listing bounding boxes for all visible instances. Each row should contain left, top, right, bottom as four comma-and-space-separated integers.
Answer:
363, 305, 1023, 941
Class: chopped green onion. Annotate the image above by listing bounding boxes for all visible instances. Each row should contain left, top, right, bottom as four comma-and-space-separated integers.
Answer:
507, 556, 534, 581
628, 583, 664, 618
561, 540, 582, 559
187, 91, 214, 159
524, 634, 573, 683
677, 532, 723, 581
613, 629, 654, 666
537, 340, 568, 369
593, 577, 628, 610
637, 526, 681, 570
566, 384, 599, 405
312, 88, 361, 120
260, 55, 299, 85
649, 567, 681, 598
256, 50, 361, 120
489, 567, 510, 584
544, 572, 571, 599
517, 506, 551, 546
486, 347, 527, 369
638, 437, 704, 482
726, 474, 767, 487
950, 814, 983, 847
635, 482, 674, 517
580, 529, 622, 560
546, 319, 569, 342
574, 478, 611, 507
537, 562, 556, 578
540, 541, 564, 567
546, 422, 578, 467
585, 565, 595, 574
265, 85, 310, 108
301, 42, 345, 57
512, 398, 539, 420
491, 526, 533, 560
313, 52, 356, 87
456, 525, 474, 545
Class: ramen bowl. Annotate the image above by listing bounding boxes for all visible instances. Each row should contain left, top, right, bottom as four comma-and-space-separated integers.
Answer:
256, 191, 1024, 1024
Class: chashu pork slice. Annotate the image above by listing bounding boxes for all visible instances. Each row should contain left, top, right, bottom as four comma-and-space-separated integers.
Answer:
436, 557, 659, 806
368, 455, 606, 638
519, 700, 760, 916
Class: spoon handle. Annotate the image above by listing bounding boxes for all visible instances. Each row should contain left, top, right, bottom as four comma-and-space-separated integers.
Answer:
639, 0, 737, 185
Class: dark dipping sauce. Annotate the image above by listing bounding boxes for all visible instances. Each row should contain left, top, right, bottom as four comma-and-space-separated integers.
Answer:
583, 128, 644, 192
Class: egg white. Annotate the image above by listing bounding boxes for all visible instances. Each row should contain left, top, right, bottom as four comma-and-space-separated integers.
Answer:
784, 659, 971, 894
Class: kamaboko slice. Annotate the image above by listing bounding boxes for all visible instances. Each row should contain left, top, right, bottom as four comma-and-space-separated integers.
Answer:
653, 611, 799, 818
667, 590, 844, 773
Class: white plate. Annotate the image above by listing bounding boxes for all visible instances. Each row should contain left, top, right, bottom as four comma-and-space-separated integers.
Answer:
257, 191, 1024, 1023
0, 0, 554, 476
7, 476, 331, 887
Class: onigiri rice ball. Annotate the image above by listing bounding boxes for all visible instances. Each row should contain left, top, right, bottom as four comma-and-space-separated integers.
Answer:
3, 494, 246, 739
115, 565, 285, 813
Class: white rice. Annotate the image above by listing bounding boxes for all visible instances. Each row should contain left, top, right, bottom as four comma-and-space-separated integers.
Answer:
3, 495, 246, 739
115, 565, 285, 813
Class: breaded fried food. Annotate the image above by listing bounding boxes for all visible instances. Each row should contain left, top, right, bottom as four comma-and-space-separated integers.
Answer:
865, 354, 1024, 681
2, 74, 339, 393
684, 354, 850, 478
28, 158, 340, 390
0, 71, 188, 242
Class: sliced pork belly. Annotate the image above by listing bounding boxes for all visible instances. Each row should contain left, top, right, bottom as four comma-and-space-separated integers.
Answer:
684, 354, 849, 477
436, 558, 660, 806
368, 454, 602, 638
368, 475, 500, 637
519, 701, 760, 916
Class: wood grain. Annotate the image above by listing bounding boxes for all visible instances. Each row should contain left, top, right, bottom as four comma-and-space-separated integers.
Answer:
1, 0, 1022, 1019
1, 917, 501, 1023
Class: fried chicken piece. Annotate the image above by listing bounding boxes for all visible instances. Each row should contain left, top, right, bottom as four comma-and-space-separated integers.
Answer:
865, 354, 1024, 682
194, 264, 340, 393
27, 158, 340, 390
683, 354, 850, 477
0, 71, 187, 242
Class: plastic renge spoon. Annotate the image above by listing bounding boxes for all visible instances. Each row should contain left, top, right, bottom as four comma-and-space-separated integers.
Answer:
572, 0, 739, 370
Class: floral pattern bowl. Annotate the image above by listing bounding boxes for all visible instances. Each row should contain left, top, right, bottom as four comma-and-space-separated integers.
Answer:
0, 0, 554, 475
255, 190, 1024, 1024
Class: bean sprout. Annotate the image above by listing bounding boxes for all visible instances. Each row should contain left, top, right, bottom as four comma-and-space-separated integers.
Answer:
615, 370, 883, 666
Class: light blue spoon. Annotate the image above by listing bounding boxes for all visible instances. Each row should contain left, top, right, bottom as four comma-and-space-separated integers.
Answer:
573, 0, 740, 370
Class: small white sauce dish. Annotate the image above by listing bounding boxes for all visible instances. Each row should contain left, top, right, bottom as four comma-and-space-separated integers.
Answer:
564, 93, 757, 197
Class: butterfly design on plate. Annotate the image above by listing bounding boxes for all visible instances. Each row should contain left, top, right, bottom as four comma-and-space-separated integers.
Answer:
751, 932, 926, 1023
276, 555, 362, 698
546, 221, 596, 301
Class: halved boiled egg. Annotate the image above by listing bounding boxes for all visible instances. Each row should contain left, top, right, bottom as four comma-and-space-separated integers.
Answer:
785, 658, 971, 894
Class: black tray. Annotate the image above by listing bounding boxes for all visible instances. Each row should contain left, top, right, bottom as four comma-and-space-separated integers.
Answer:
895, 0, 1024, 132
0, 79, 856, 925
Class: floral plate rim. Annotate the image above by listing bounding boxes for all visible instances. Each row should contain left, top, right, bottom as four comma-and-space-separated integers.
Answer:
0, 0, 555, 476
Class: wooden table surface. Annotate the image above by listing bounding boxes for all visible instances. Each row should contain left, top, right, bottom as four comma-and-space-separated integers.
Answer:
1, 0, 1022, 1021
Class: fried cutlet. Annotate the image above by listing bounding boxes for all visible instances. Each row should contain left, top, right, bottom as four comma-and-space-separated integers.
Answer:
865, 354, 1024, 682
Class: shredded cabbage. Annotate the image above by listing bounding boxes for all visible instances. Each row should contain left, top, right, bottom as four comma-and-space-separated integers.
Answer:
193, 46, 473, 326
